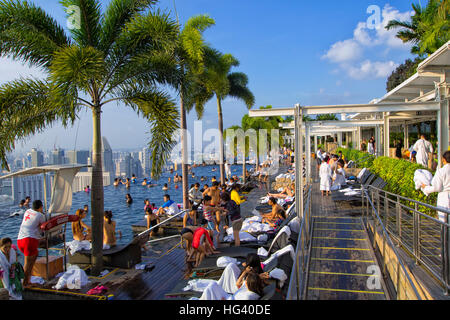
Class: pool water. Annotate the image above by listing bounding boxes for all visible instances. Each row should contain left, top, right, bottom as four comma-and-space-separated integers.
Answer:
0, 164, 250, 245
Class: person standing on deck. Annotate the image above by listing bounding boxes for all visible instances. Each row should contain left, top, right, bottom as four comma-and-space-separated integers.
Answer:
16, 200, 46, 287
319, 156, 332, 196
316, 148, 324, 170
395, 140, 403, 159
421, 151, 450, 223
225, 161, 232, 180
413, 134, 433, 168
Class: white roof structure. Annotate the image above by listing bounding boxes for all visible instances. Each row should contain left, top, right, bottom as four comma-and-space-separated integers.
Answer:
248, 41, 450, 218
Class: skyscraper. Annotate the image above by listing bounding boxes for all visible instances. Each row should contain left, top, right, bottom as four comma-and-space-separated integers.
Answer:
51, 148, 65, 165
101, 137, 115, 178
31, 148, 44, 167
67, 150, 90, 171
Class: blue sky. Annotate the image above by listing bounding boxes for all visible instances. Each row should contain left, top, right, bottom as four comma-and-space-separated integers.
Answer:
1, 0, 419, 155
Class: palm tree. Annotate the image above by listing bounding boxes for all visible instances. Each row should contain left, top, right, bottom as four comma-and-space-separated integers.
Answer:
0, 0, 180, 275
386, 0, 449, 56
173, 14, 215, 210
195, 49, 255, 184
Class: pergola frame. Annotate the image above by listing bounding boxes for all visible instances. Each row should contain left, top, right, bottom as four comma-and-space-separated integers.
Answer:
249, 99, 449, 219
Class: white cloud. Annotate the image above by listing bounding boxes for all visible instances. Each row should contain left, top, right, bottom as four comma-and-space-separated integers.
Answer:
346, 60, 398, 80
322, 4, 412, 80
322, 39, 362, 63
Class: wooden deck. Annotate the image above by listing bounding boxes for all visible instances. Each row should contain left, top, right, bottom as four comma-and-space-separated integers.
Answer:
305, 175, 388, 300
22, 172, 279, 300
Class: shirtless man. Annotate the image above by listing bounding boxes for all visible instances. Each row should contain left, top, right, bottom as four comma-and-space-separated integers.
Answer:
261, 197, 285, 224
202, 182, 223, 229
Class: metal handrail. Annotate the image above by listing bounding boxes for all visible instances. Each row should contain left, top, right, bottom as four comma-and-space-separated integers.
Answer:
137, 209, 188, 239
286, 184, 312, 300
368, 185, 450, 223
367, 185, 450, 295
362, 186, 423, 300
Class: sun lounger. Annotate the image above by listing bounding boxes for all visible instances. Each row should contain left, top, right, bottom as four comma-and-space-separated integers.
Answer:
68, 236, 143, 269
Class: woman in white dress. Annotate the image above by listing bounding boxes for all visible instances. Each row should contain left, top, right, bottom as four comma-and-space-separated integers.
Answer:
319, 156, 332, 196
421, 151, 450, 223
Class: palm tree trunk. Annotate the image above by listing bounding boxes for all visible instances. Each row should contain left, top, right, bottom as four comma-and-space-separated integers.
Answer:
90, 106, 104, 276
180, 90, 190, 210
216, 96, 225, 185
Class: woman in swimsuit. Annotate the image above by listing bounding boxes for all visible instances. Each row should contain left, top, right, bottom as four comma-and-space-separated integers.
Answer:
72, 209, 91, 241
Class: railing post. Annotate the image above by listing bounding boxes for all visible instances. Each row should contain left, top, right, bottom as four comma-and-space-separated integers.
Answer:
384, 192, 388, 232
443, 214, 450, 296
414, 203, 419, 265
396, 196, 401, 247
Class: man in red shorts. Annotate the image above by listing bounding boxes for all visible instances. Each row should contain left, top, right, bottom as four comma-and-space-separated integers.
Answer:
17, 200, 46, 287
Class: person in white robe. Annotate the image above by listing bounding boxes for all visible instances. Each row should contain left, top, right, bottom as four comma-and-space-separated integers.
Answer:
0, 238, 21, 300
331, 160, 347, 191
421, 151, 450, 223
200, 272, 263, 300
413, 134, 434, 168
319, 156, 332, 196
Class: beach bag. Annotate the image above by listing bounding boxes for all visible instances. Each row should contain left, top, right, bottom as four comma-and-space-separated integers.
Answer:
8, 263, 24, 294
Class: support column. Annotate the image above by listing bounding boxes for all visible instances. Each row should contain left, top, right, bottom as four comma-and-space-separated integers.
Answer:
438, 96, 449, 169
384, 113, 390, 158
314, 135, 318, 153
306, 124, 311, 184
337, 132, 342, 148
358, 127, 362, 151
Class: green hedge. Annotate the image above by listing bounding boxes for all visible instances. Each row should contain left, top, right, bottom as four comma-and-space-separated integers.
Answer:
337, 148, 376, 168
338, 151, 438, 217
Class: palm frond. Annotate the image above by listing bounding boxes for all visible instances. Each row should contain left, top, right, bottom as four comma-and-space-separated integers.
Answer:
49, 45, 106, 97
117, 85, 179, 179
0, 0, 70, 68
0, 78, 77, 169
100, 0, 156, 53
227, 72, 255, 109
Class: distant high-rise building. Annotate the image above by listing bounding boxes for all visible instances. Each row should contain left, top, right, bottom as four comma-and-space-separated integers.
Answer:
67, 150, 90, 172
101, 137, 115, 176
141, 147, 151, 177
51, 148, 64, 165
31, 148, 44, 167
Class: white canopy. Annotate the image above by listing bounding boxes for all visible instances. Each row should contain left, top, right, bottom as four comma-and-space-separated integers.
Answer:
1, 164, 90, 215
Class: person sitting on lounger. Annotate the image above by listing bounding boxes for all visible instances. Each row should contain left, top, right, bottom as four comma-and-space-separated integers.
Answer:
267, 183, 295, 199
103, 211, 121, 247
331, 159, 347, 191
261, 197, 285, 225
199, 272, 265, 300
197, 253, 269, 300
265, 208, 286, 229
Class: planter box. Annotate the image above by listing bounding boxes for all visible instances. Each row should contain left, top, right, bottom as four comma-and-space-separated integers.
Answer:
32, 255, 64, 280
